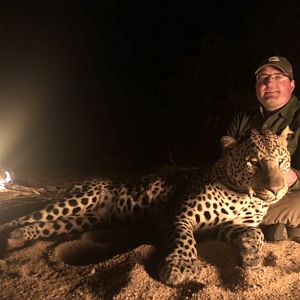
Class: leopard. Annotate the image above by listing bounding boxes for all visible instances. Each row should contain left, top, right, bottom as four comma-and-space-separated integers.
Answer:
0, 127, 291, 287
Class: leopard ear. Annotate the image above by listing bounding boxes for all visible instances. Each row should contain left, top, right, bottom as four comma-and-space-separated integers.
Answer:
279, 126, 293, 147
220, 136, 238, 149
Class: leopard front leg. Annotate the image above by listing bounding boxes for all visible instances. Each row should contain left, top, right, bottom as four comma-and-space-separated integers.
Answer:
158, 217, 200, 286
218, 223, 264, 268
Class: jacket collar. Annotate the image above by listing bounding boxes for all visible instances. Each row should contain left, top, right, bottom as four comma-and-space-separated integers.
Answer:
259, 94, 298, 119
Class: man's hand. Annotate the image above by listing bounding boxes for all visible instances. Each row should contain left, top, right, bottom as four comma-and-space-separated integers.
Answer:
286, 168, 299, 187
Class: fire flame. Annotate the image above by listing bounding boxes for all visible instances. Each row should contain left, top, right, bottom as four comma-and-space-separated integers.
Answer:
0, 171, 12, 190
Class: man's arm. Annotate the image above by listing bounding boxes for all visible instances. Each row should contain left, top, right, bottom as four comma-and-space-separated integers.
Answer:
287, 168, 299, 188
287, 124, 300, 191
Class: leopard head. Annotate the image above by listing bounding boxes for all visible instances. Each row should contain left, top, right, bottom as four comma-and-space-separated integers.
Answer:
217, 127, 292, 203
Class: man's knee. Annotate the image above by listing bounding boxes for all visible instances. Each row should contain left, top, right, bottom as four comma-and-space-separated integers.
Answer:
261, 191, 300, 241
262, 191, 300, 227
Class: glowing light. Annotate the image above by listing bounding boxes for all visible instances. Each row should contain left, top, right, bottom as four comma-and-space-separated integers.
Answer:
0, 171, 12, 190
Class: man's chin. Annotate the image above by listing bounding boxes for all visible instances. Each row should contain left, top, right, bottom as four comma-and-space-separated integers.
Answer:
260, 98, 282, 111
262, 95, 279, 102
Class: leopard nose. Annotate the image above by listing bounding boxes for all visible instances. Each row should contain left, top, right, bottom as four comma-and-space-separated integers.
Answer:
265, 168, 285, 196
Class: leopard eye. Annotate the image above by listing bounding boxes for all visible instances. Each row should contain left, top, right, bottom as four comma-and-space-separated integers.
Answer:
248, 158, 259, 167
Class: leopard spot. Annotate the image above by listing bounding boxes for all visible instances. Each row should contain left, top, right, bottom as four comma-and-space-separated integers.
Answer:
213, 217, 220, 225
244, 220, 255, 223
81, 198, 89, 205
43, 229, 50, 236
187, 211, 193, 217
53, 223, 61, 230
62, 208, 69, 215
72, 207, 81, 214
76, 219, 83, 226
68, 199, 78, 207
46, 205, 54, 212
33, 212, 43, 221
205, 202, 211, 208
46, 215, 54, 221
204, 211, 211, 220
53, 209, 60, 215
221, 208, 228, 215
197, 204, 203, 211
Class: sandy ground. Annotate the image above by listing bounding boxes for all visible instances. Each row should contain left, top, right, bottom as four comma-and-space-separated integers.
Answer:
1, 185, 300, 300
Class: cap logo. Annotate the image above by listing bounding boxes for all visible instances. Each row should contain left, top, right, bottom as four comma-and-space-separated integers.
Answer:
268, 56, 280, 62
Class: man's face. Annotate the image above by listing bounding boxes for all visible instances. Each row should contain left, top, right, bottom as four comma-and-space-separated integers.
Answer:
256, 66, 295, 112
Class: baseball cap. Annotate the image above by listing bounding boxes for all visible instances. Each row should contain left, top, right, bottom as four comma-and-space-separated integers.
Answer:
255, 56, 293, 79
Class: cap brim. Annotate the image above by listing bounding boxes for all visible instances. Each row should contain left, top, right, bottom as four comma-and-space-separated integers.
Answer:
255, 63, 289, 76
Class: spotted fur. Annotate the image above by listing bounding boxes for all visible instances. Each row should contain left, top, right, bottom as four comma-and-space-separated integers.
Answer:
0, 128, 291, 286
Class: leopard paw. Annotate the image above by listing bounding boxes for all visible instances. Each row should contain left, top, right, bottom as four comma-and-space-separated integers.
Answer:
7, 229, 26, 250
158, 254, 200, 286
0, 226, 11, 257
238, 229, 264, 268
241, 251, 261, 268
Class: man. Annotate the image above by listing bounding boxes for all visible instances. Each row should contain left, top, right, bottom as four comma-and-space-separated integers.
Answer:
227, 55, 300, 242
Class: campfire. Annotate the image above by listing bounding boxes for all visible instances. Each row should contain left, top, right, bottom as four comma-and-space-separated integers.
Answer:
0, 168, 47, 195
0, 170, 12, 191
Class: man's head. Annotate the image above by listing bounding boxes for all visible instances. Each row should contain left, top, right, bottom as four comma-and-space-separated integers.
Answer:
255, 56, 295, 112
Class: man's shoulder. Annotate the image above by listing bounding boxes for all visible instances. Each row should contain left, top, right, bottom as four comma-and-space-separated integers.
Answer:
233, 107, 259, 120
292, 96, 300, 111
288, 95, 300, 118
227, 107, 260, 138
290, 102, 300, 127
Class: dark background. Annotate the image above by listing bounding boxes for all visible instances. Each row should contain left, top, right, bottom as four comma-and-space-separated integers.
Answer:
0, 0, 300, 178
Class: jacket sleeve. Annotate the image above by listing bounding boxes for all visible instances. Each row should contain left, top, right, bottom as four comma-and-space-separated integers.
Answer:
289, 126, 300, 191
226, 113, 244, 138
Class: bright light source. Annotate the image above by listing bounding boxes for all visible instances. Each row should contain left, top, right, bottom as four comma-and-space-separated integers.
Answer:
0, 171, 12, 190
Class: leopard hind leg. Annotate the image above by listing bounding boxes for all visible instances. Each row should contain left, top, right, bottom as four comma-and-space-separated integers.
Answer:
0, 192, 100, 238
6, 211, 101, 250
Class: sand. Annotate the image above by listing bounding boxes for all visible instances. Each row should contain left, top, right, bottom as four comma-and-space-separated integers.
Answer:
0, 238, 300, 299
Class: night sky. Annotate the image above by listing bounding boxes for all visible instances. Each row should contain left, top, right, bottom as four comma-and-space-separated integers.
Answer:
0, 0, 300, 178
